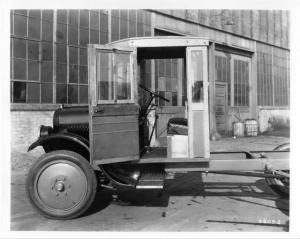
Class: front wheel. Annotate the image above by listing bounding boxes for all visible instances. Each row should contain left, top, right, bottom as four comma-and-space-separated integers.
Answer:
26, 150, 97, 220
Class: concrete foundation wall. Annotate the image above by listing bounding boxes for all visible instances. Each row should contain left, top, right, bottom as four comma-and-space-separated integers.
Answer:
258, 107, 290, 132
11, 111, 54, 149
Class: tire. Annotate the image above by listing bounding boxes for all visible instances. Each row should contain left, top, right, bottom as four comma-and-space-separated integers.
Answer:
265, 173, 289, 198
26, 150, 97, 220
265, 143, 290, 198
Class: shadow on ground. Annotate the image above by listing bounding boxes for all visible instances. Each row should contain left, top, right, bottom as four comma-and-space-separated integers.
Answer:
82, 172, 289, 218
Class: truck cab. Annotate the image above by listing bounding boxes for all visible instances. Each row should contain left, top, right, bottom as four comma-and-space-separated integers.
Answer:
88, 37, 210, 166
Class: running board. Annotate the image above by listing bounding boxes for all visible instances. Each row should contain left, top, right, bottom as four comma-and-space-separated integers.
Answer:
136, 168, 165, 189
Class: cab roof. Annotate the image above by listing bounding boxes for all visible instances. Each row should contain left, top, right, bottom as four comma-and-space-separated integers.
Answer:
103, 36, 210, 49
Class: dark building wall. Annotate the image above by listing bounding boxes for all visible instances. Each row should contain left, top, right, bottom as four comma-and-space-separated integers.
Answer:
155, 9, 289, 49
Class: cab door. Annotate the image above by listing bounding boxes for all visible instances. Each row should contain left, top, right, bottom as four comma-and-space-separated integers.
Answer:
186, 46, 210, 158
88, 45, 139, 164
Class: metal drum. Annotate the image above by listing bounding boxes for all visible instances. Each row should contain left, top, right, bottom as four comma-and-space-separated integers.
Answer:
233, 122, 244, 137
245, 119, 258, 136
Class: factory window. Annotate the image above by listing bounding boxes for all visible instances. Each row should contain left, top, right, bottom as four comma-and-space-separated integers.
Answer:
42, 20, 53, 42
79, 10, 89, 28
144, 11, 151, 36
111, 10, 119, 42
41, 83, 53, 103
128, 10, 137, 37
233, 57, 250, 107
139, 59, 152, 106
12, 81, 26, 103
11, 10, 42, 103
137, 10, 144, 37
155, 59, 184, 106
57, 10, 67, 44
100, 10, 109, 44
42, 10, 53, 22
28, 12, 41, 39
215, 52, 250, 107
111, 9, 151, 42
256, 43, 289, 106
153, 29, 186, 107
11, 10, 54, 104
273, 48, 289, 106
120, 10, 128, 39
215, 54, 230, 104
68, 10, 79, 45
10, 9, 145, 105
256, 44, 273, 106
14, 14, 27, 37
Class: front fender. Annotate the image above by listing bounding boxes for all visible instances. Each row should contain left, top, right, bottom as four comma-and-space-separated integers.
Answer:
28, 133, 90, 159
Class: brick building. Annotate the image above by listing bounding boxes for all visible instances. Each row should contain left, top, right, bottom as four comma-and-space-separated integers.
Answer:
10, 9, 290, 147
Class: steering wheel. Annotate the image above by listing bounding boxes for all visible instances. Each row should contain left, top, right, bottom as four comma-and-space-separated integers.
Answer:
139, 84, 170, 102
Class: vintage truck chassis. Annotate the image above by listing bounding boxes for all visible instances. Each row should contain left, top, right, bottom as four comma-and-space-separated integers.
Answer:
26, 37, 289, 220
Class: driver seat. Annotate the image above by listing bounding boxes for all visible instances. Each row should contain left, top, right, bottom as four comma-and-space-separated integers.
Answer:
167, 117, 188, 136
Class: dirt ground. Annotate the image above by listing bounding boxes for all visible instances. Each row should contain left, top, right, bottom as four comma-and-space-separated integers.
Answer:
10, 133, 289, 232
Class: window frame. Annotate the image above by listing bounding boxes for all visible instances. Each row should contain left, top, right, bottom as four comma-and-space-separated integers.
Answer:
214, 51, 231, 105
95, 48, 135, 104
215, 51, 251, 109
231, 54, 251, 108
10, 9, 150, 107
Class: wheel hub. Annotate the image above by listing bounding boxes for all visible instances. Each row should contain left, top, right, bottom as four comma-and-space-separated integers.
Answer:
54, 181, 65, 192
35, 161, 88, 211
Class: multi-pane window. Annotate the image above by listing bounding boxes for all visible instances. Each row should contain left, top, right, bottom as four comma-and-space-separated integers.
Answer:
11, 10, 52, 103
215, 52, 250, 107
139, 59, 152, 106
11, 9, 149, 105
233, 58, 250, 106
111, 9, 151, 42
152, 29, 185, 107
139, 57, 185, 107
128, 10, 137, 37
155, 59, 185, 106
273, 48, 289, 106
215, 55, 230, 104
257, 52, 273, 106
55, 9, 109, 104
257, 44, 273, 106
256, 43, 289, 106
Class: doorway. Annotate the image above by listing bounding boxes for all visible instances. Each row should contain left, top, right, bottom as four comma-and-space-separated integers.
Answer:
214, 50, 252, 135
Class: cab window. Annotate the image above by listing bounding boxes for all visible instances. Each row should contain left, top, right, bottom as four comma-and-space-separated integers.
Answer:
96, 49, 133, 103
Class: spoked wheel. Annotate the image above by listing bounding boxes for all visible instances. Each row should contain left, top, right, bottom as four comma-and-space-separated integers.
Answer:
26, 150, 97, 220
265, 143, 290, 198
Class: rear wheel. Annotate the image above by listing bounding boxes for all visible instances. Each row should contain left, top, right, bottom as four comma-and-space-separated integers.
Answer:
265, 143, 290, 198
26, 150, 97, 219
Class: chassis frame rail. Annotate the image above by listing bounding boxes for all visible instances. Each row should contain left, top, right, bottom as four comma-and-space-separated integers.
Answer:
205, 170, 288, 179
